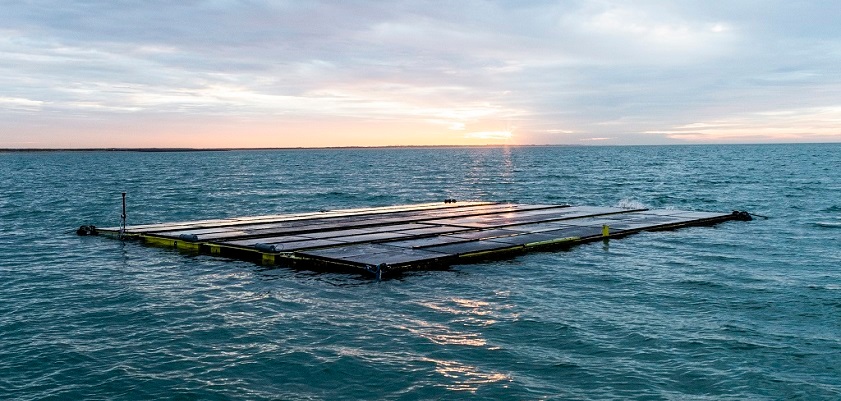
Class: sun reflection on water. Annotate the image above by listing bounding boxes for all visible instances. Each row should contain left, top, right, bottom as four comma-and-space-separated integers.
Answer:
423, 357, 511, 392
401, 319, 487, 347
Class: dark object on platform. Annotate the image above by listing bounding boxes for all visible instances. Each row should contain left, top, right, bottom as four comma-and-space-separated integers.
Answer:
731, 210, 753, 221
76, 225, 98, 236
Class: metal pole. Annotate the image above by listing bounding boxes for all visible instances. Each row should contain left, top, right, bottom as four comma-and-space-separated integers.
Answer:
119, 192, 127, 239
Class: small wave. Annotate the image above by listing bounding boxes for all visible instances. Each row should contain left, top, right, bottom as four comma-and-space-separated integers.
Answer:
808, 284, 841, 291
615, 198, 647, 209
822, 205, 841, 212
812, 221, 841, 229
678, 279, 727, 289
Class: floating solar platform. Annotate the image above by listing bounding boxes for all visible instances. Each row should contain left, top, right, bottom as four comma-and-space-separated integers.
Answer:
91, 201, 751, 278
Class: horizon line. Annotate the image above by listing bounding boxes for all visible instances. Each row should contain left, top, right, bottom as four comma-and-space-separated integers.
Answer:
1, 141, 839, 152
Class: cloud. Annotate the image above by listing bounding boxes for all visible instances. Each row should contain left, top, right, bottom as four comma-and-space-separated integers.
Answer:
0, 96, 43, 111
464, 131, 513, 141
646, 105, 841, 142
1, 1, 841, 147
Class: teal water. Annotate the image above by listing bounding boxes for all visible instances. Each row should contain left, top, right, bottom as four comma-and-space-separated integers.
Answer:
1, 144, 839, 400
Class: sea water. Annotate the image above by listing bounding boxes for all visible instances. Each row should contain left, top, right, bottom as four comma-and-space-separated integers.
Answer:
0, 144, 839, 400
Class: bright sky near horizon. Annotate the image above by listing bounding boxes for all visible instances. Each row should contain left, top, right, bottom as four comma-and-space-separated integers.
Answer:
2, 1, 840, 148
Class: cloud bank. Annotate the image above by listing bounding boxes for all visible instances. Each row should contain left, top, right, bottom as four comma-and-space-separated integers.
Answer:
2, 0, 840, 147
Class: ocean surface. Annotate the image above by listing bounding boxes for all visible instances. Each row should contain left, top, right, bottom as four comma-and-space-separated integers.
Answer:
1, 144, 839, 400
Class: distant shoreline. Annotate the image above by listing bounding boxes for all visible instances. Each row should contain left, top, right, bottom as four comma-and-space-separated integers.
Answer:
0, 144, 578, 152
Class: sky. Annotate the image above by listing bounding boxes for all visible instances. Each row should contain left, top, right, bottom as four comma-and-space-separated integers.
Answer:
2, 0, 841, 148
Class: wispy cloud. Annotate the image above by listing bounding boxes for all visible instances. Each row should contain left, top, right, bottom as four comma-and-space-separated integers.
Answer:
646, 105, 841, 142
464, 131, 513, 141
0, 96, 43, 111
